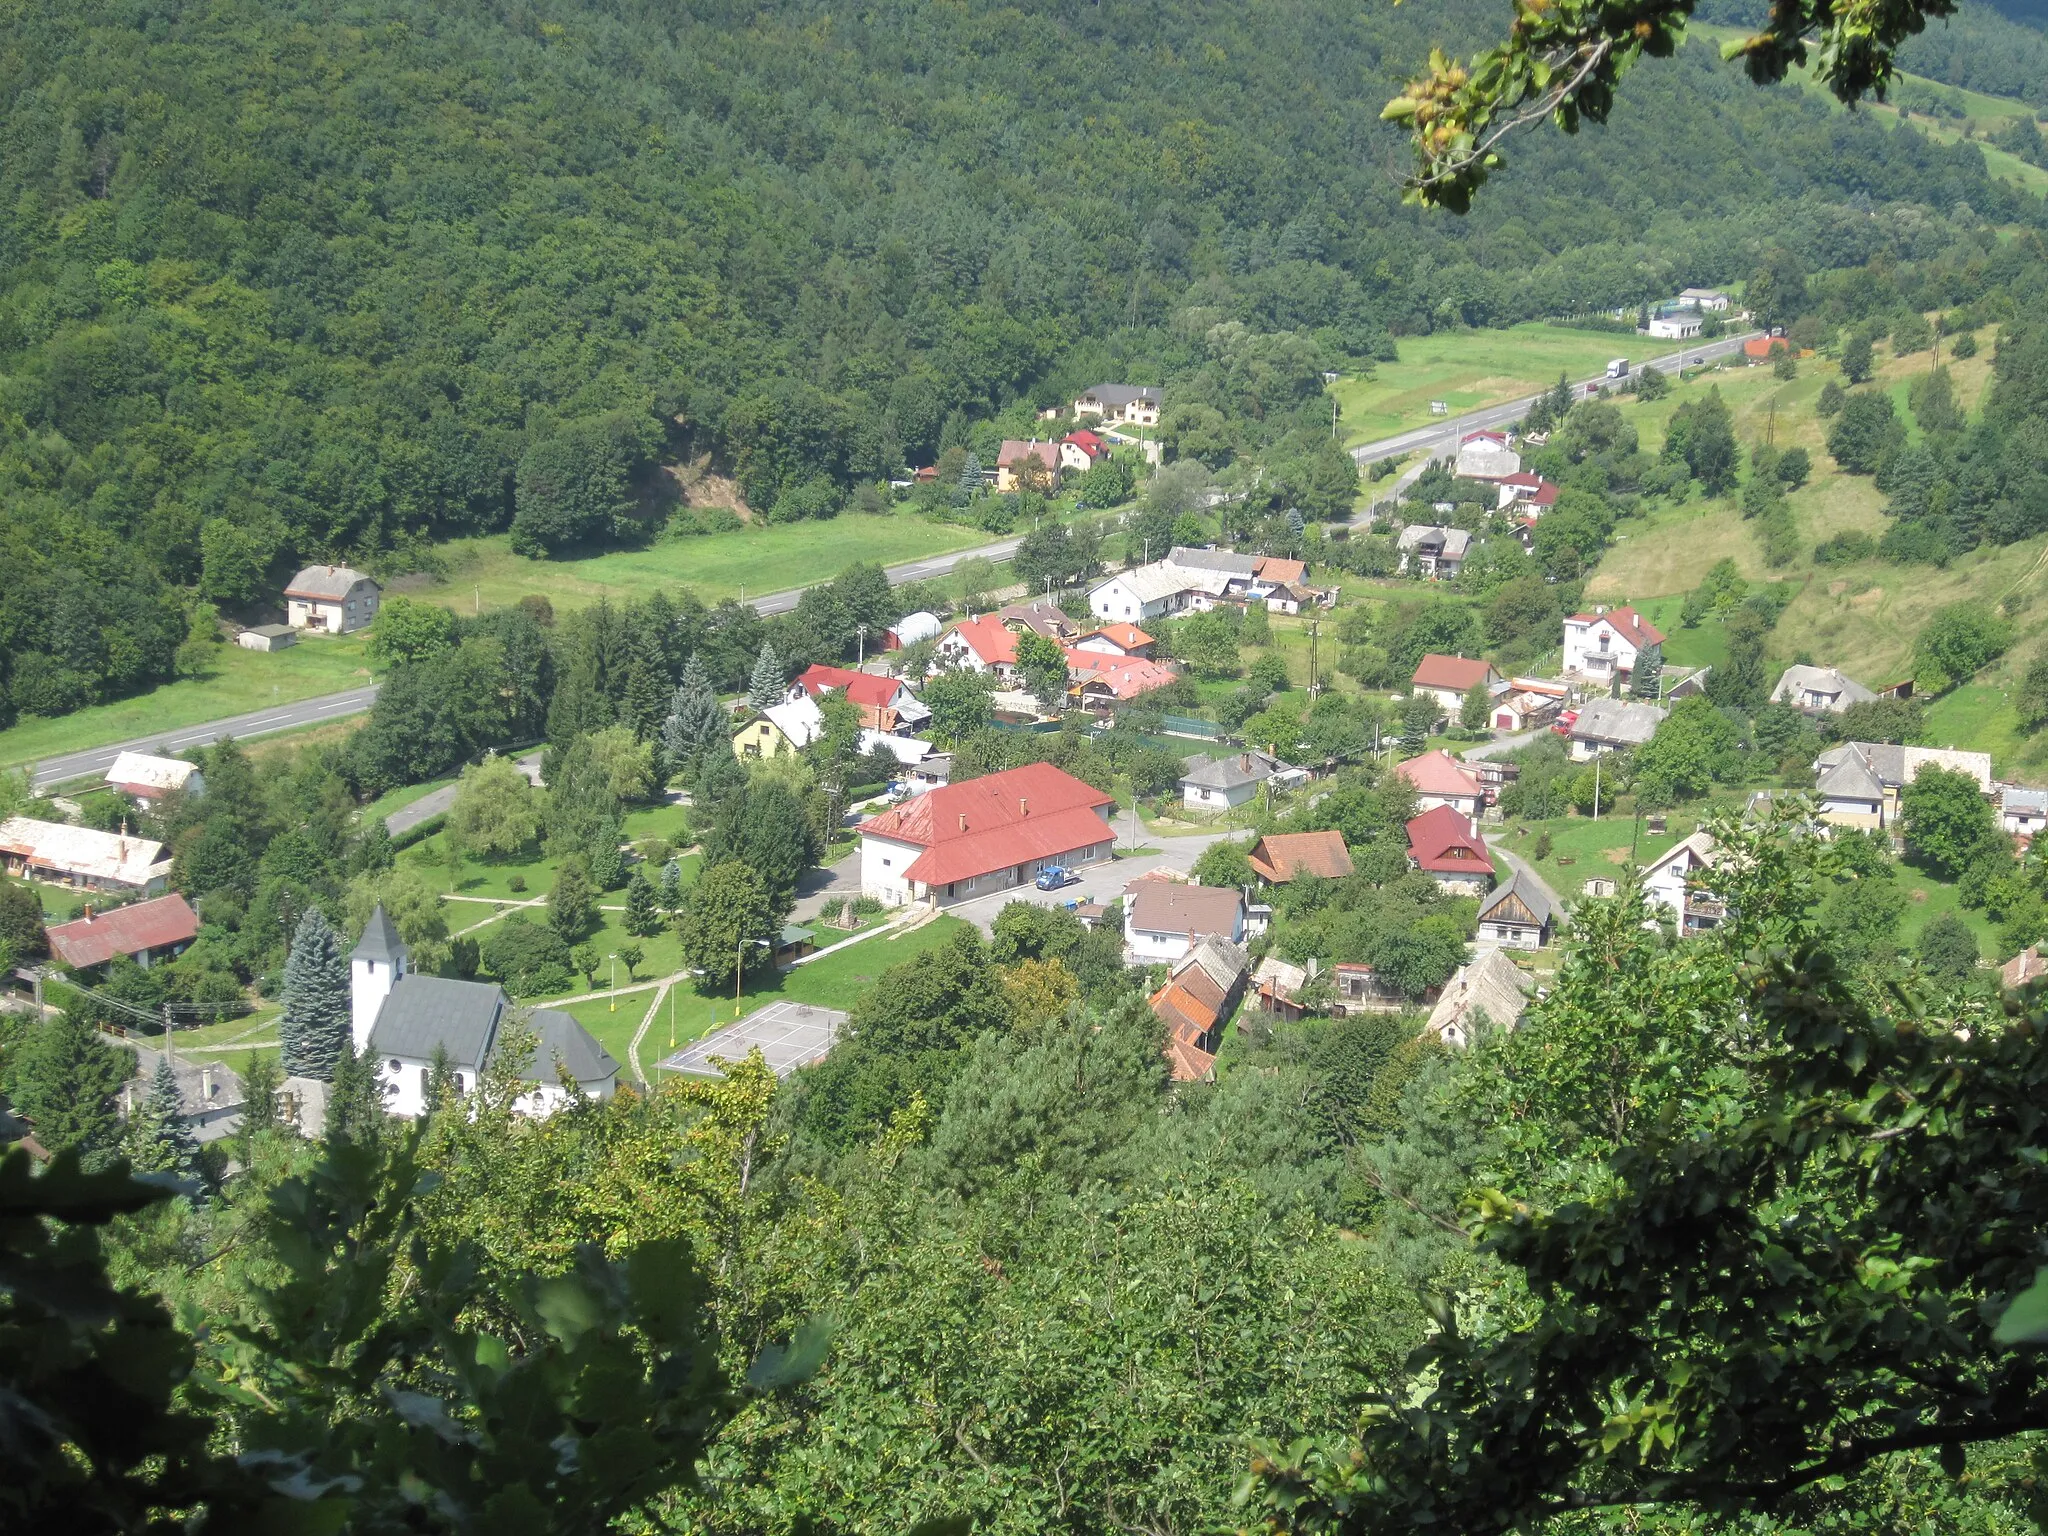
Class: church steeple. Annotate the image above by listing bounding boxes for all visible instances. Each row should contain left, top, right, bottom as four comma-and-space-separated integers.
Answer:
350, 904, 409, 1051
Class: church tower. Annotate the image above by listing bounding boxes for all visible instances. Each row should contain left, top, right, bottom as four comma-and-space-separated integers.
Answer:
350, 904, 409, 1052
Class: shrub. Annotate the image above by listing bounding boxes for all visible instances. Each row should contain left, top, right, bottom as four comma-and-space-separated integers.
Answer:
852, 894, 885, 918
1534, 831, 1553, 859
508, 874, 527, 893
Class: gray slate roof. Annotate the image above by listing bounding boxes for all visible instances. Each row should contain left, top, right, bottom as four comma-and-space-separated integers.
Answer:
1180, 749, 1293, 793
1478, 869, 1559, 928
1572, 696, 1666, 746
2004, 787, 2048, 813
1167, 545, 1260, 577
1772, 664, 1876, 711
1816, 753, 1884, 803
369, 975, 505, 1071
1081, 383, 1162, 407
353, 904, 407, 965
524, 1008, 621, 1086
284, 564, 376, 600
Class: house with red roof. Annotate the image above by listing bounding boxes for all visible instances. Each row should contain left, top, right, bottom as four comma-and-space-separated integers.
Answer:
936, 615, 1020, 679
995, 439, 1062, 492
1073, 622, 1155, 659
1393, 748, 1487, 817
1070, 656, 1179, 708
1059, 430, 1109, 473
1246, 830, 1354, 884
858, 763, 1116, 907
1406, 805, 1496, 895
1410, 654, 1503, 712
791, 664, 927, 734
1562, 605, 1665, 686
1150, 934, 1249, 1082
1496, 473, 1560, 514
45, 893, 200, 974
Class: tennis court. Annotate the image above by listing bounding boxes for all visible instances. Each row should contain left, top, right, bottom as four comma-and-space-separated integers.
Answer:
655, 999, 849, 1078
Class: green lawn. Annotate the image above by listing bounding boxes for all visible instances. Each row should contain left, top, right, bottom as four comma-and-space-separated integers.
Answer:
0, 635, 375, 774
1496, 809, 1705, 900
1329, 322, 1644, 447
417, 514, 992, 616
1923, 682, 2034, 776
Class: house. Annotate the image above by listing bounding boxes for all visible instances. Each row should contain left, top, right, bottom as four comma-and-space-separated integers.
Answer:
1060, 430, 1110, 473
1246, 830, 1354, 884
1475, 871, 1558, 949
1179, 750, 1305, 811
1643, 831, 1721, 933
1262, 580, 1317, 617
1465, 757, 1521, 802
1771, 665, 1876, 715
1073, 383, 1163, 426
1562, 606, 1665, 685
1496, 473, 1560, 512
1073, 622, 1155, 659
887, 611, 944, 648
1570, 697, 1666, 760
1406, 804, 1495, 894
1069, 655, 1179, 709
237, 624, 296, 652
937, 615, 1020, 679
997, 599, 1081, 642
1424, 949, 1533, 1049
284, 565, 381, 634
1678, 287, 1732, 312
1396, 525, 1471, 579
2002, 947, 2048, 991
1252, 555, 1308, 589
117, 1056, 245, 1145
1491, 688, 1565, 732
2002, 786, 2048, 840
105, 752, 203, 804
1168, 546, 1261, 590
734, 695, 825, 759
1648, 313, 1703, 340
905, 753, 953, 792
1743, 336, 1790, 363
859, 763, 1115, 907
350, 907, 618, 1119
0, 818, 170, 893
996, 438, 1063, 492
1151, 934, 1249, 1081
792, 664, 926, 733
45, 893, 201, 973
1127, 882, 1246, 964
1394, 749, 1487, 817
1411, 654, 1503, 713
1454, 431, 1522, 482
1249, 954, 1312, 1021
1332, 961, 1405, 1013
860, 730, 941, 781
1811, 743, 1995, 829
1088, 561, 1231, 623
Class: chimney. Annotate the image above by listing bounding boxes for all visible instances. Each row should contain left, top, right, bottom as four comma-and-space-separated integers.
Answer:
202, 1065, 214, 1102
1306, 957, 1318, 979
1240, 753, 1251, 772
958, 812, 968, 832
1020, 797, 1029, 817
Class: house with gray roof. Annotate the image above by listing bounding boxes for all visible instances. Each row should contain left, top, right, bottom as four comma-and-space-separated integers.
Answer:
1166, 545, 1261, 580
2002, 785, 2048, 840
1072, 383, 1163, 425
1772, 665, 1877, 715
1811, 742, 1994, 829
348, 905, 618, 1118
284, 564, 381, 634
1178, 749, 1307, 811
1476, 870, 1559, 949
1569, 697, 1666, 760
1425, 949, 1533, 1049
1396, 524, 1471, 579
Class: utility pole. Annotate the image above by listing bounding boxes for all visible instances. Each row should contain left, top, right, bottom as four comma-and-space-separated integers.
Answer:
856, 623, 867, 667
1308, 620, 1320, 696
1593, 751, 1602, 821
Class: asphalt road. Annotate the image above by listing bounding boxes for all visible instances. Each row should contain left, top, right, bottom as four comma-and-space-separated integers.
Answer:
28, 538, 1032, 791
1347, 330, 1764, 470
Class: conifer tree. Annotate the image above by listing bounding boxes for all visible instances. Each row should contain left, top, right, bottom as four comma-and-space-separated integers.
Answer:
624, 868, 663, 936
658, 858, 685, 914
747, 642, 784, 711
1630, 643, 1664, 701
325, 1041, 385, 1148
549, 854, 599, 943
127, 1056, 198, 1178
660, 654, 726, 778
279, 907, 350, 1082
238, 1050, 282, 1150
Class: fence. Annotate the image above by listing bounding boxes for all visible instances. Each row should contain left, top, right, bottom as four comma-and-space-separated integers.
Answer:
1157, 714, 1225, 740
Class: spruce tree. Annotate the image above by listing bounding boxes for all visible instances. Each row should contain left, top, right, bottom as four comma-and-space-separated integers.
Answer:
280, 907, 351, 1082
128, 1056, 198, 1177
549, 854, 598, 943
660, 653, 726, 777
1631, 643, 1664, 701
238, 1050, 282, 1150
747, 642, 784, 710
326, 1041, 385, 1149
658, 858, 685, 913
625, 868, 663, 936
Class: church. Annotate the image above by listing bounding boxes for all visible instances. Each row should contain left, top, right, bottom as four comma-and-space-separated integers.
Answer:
350, 906, 621, 1118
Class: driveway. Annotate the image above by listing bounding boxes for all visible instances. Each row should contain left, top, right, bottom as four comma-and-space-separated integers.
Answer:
932, 828, 1237, 935
1463, 727, 1551, 762
385, 752, 542, 836
1485, 837, 1567, 916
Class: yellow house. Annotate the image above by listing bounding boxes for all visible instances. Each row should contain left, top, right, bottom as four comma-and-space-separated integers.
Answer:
733, 697, 822, 760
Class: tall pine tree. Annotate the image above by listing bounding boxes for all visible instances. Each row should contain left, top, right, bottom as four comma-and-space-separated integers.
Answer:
126, 1055, 198, 1178
280, 907, 351, 1082
660, 653, 726, 778
1630, 642, 1664, 701
748, 642, 784, 710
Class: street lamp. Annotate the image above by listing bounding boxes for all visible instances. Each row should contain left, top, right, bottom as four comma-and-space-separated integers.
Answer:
608, 951, 618, 1012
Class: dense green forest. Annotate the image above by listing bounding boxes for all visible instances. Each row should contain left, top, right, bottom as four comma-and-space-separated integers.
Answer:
1, 0, 2043, 719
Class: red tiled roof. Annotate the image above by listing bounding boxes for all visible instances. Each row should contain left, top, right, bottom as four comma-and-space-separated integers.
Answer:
45, 894, 199, 970
1064, 429, 1107, 457
1247, 830, 1354, 883
1462, 429, 1507, 445
998, 438, 1061, 469
860, 763, 1114, 888
1164, 1028, 1218, 1081
1500, 471, 1545, 488
1394, 748, 1484, 801
1075, 657, 1177, 700
1406, 805, 1496, 875
1411, 654, 1496, 693
1744, 336, 1789, 358
1077, 622, 1154, 653
796, 664, 902, 708
1529, 482, 1559, 507
945, 614, 1018, 667
1254, 556, 1307, 585
1566, 606, 1665, 652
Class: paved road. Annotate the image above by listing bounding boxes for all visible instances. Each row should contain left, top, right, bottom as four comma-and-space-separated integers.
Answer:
30, 686, 382, 791
1463, 726, 1552, 762
385, 751, 543, 836
1348, 331, 1764, 471
28, 538, 1032, 790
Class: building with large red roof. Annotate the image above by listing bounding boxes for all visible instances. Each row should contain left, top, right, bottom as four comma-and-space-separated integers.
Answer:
1392, 748, 1487, 817
858, 762, 1116, 907
935, 614, 1020, 678
1410, 654, 1503, 711
1405, 805, 1495, 895
1562, 605, 1665, 686
44, 893, 200, 972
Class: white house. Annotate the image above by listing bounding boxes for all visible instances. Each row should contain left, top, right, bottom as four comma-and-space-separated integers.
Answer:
1771, 665, 1877, 714
284, 565, 381, 634
350, 906, 618, 1119
1072, 383, 1162, 426
1643, 832, 1720, 933
1454, 432, 1521, 482
237, 624, 296, 652
1475, 871, 1558, 950
1562, 606, 1664, 685
1178, 750, 1305, 810
1648, 313, 1704, 340
1678, 288, 1732, 312
0, 817, 170, 893
1396, 525, 1471, 580
1424, 949, 1533, 1048
1569, 697, 1666, 760
1811, 743, 1995, 830
105, 751, 203, 804
1087, 561, 1230, 623
1124, 882, 1246, 964
858, 763, 1115, 908
2003, 786, 2048, 840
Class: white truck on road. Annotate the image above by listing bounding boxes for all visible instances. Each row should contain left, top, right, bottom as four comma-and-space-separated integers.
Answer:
1605, 357, 1630, 380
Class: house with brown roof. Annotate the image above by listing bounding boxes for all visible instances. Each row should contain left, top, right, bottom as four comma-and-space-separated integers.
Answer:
1425, 949, 1533, 1048
1073, 622, 1155, 659
1246, 831, 1354, 884
1151, 934, 1249, 1081
1406, 805, 1495, 895
1411, 654, 1503, 713
45, 893, 201, 973
1393, 748, 1487, 817
995, 439, 1062, 492
1069, 654, 1180, 709
1476, 870, 1557, 949
284, 565, 381, 634
2002, 947, 2046, 992
1562, 606, 1664, 686
997, 599, 1081, 642
1125, 881, 1246, 964
1249, 954, 1312, 1020
858, 763, 1116, 908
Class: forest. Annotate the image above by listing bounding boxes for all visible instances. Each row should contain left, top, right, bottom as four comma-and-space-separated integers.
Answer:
1, 0, 2043, 719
